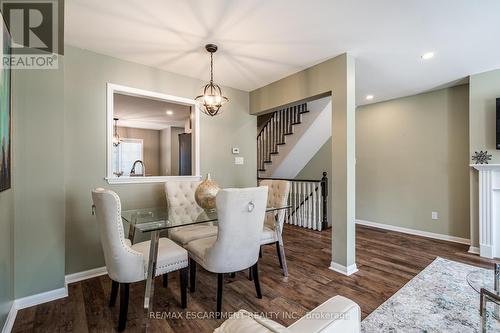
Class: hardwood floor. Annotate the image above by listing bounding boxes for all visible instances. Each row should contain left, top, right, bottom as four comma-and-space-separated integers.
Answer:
12, 225, 496, 332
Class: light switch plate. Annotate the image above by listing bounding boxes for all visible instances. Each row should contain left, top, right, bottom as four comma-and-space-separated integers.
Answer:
235, 157, 244, 165
232, 147, 240, 154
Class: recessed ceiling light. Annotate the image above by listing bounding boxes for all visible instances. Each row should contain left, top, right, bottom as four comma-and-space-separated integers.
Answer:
366, 95, 374, 100
421, 52, 435, 60
166, 110, 174, 115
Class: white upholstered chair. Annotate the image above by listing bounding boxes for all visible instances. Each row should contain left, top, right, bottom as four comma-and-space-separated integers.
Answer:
214, 295, 361, 333
91, 188, 189, 332
259, 179, 291, 277
165, 181, 218, 246
185, 187, 268, 318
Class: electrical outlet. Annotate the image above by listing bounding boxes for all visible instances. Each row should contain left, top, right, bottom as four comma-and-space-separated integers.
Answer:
431, 211, 438, 220
234, 157, 244, 165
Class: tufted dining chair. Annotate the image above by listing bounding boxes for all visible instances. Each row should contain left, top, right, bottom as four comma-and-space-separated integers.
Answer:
185, 187, 268, 319
92, 188, 189, 332
258, 179, 291, 277
165, 181, 218, 246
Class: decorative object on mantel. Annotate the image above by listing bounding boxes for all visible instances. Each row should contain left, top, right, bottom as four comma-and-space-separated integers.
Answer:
195, 173, 220, 211
472, 150, 492, 164
195, 44, 229, 117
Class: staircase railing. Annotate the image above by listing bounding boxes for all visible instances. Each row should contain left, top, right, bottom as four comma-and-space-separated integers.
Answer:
257, 103, 308, 172
258, 172, 328, 231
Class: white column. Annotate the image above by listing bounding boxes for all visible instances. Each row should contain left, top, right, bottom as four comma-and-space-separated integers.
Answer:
472, 164, 500, 259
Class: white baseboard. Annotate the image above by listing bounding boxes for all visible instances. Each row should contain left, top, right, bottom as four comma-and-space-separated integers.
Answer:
1, 266, 108, 333
329, 262, 358, 276
65, 266, 107, 285
468, 246, 480, 255
479, 244, 494, 259
15, 287, 67, 310
355, 219, 471, 245
2, 288, 67, 333
1, 303, 17, 333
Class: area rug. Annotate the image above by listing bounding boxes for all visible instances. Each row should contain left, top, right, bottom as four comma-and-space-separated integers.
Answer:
361, 257, 499, 332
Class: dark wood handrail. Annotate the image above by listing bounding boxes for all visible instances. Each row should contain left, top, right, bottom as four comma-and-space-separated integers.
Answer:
257, 113, 275, 138
288, 185, 319, 219
257, 102, 310, 177
256, 103, 308, 139
258, 172, 328, 230
258, 177, 322, 183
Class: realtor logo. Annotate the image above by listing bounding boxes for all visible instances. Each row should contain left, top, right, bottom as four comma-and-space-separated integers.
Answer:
1, 0, 63, 68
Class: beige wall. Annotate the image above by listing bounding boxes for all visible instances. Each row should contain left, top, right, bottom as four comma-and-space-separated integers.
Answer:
117, 127, 161, 176
250, 53, 356, 268
356, 85, 470, 239
64, 46, 256, 274
469, 69, 500, 247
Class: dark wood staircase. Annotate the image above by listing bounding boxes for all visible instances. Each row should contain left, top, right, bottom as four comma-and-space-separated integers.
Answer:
257, 103, 309, 173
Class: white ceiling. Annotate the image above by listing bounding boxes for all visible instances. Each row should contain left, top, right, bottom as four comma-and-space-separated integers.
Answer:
66, 0, 500, 105
114, 93, 191, 130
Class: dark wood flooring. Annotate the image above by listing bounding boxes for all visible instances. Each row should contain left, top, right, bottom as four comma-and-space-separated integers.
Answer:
12, 225, 496, 332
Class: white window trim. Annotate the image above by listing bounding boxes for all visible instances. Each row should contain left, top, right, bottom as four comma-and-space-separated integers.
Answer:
106, 83, 201, 184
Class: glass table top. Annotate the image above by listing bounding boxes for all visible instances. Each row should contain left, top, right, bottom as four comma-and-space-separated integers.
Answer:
121, 204, 291, 232
467, 269, 500, 306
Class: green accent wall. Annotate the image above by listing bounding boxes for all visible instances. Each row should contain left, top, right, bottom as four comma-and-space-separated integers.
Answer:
469, 68, 500, 247
0, 189, 14, 328
64, 46, 256, 274
13, 63, 66, 298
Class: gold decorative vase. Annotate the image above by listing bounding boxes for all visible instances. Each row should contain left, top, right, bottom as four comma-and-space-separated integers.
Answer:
195, 173, 220, 211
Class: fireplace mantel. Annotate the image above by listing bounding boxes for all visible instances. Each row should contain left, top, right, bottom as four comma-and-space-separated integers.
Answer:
471, 164, 500, 171
470, 164, 500, 259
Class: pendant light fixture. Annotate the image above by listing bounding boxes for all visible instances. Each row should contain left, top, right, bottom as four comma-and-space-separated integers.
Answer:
112, 118, 121, 147
195, 44, 229, 116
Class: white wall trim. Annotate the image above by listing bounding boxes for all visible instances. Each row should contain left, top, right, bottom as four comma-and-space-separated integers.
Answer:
14, 287, 67, 310
106, 83, 201, 183
1, 267, 110, 332
468, 246, 480, 255
65, 266, 108, 285
355, 219, 471, 245
1, 303, 17, 333
105, 175, 202, 184
329, 262, 358, 276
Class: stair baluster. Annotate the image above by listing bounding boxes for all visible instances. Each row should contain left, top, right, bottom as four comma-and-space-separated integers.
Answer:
277, 111, 281, 145
273, 114, 277, 153
259, 173, 329, 231
256, 102, 310, 175
282, 109, 285, 142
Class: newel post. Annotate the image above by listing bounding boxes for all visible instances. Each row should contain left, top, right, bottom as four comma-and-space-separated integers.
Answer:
321, 171, 328, 230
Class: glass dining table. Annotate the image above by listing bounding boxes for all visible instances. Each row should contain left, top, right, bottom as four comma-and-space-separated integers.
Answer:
121, 204, 290, 311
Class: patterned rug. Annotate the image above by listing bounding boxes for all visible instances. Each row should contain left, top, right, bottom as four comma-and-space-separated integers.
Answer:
361, 257, 500, 333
